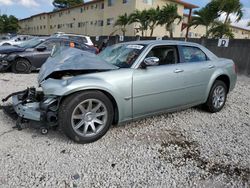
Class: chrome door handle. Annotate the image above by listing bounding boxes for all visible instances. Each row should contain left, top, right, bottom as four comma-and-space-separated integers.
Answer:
174, 69, 184, 73
208, 65, 215, 69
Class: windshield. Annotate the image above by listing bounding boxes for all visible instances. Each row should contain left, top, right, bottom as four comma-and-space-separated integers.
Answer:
98, 43, 145, 68
17, 37, 44, 48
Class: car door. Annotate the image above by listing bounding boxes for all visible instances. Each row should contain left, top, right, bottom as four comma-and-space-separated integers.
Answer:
31, 39, 60, 68
174, 45, 216, 104
132, 45, 188, 118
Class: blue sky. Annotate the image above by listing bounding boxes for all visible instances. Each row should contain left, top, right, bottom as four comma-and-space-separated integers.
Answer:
0, 0, 249, 28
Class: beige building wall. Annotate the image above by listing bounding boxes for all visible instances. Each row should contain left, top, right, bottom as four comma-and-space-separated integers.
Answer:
19, 0, 250, 39
19, 0, 188, 37
182, 15, 250, 39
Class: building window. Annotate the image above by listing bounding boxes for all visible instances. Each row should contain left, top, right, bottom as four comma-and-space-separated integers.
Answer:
108, 0, 114, 6
143, 0, 153, 5
107, 18, 114, 25
123, 0, 128, 4
101, 3, 104, 9
98, 20, 104, 26
80, 8, 83, 13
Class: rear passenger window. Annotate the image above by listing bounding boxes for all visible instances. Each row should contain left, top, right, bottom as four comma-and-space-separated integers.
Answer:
181, 46, 208, 63
67, 36, 88, 44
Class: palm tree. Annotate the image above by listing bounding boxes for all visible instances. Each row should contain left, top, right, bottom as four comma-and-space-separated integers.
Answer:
114, 13, 130, 36
157, 4, 182, 38
209, 21, 234, 38
129, 10, 150, 36
189, 4, 220, 38
248, 21, 250, 27
212, 0, 243, 24
147, 7, 160, 37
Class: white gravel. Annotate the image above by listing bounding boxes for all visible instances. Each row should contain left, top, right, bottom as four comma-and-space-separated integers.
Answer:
0, 73, 249, 188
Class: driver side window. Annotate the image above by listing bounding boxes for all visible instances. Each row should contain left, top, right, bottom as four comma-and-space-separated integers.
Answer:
146, 45, 178, 66
39, 40, 60, 50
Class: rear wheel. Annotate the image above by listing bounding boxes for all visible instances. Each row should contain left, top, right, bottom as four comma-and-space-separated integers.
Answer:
205, 80, 227, 113
2, 43, 10, 46
11, 58, 31, 73
59, 91, 114, 143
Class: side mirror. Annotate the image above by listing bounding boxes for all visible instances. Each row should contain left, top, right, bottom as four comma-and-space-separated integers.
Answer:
141, 57, 159, 68
36, 46, 46, 51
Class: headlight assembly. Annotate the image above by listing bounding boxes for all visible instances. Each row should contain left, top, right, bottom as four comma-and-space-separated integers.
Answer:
0, 54, 7, 58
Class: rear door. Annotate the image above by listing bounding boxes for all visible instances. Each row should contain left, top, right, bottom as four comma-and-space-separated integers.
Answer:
174, 45, 216, 104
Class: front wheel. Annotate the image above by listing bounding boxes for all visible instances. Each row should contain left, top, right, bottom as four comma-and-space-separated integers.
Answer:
11, 58, 31, 73
59, 91, 114, 143
205, 80, 227, 113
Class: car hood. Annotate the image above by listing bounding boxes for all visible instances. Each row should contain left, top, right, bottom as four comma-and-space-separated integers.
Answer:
0, 45, 25, 54
38, 47, 118, 84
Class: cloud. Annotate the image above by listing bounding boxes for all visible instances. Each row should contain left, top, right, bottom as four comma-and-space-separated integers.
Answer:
0, 0, 40, 7
219, 9, 250, 29
20, 0, 39, 7
0, 0, 14, 5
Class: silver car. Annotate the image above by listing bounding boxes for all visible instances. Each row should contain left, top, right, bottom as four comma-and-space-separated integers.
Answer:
2, 40, 237, 143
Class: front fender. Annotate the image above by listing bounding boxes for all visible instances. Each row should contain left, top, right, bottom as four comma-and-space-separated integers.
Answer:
41, 77, 132, 123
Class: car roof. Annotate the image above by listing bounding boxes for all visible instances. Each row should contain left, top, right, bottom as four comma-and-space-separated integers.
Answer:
120, 40, 201, 47
46, 37, 90, 46
62, 34, 90, 37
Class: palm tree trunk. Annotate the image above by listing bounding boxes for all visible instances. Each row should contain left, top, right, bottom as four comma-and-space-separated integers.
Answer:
141, 30, 144, 37
224, 13, 230, 24
150, 26, 154, 37
205, 26, 209, 38
169, 29, 173, 39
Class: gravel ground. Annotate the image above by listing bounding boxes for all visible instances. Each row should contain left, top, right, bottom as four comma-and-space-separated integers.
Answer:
0, 73, 249, 188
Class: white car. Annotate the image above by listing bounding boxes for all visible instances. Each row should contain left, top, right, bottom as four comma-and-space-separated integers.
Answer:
52, 32, 94, 46
0, 35, 33, 46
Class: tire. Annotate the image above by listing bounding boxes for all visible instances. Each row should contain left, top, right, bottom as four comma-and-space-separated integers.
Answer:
11, 58, 31, 73
59, 91, 114, 143
2, 43, 10, 46
205, 80, 228, 113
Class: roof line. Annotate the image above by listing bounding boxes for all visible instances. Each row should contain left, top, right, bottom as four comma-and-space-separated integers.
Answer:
19, 0, 102, 21
169, 0, 199, 9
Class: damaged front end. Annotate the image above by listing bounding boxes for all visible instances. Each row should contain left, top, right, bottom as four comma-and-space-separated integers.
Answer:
2, 47, 118, 134
2, 87, 59, 133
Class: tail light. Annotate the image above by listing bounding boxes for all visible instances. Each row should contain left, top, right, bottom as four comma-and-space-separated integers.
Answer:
233, 63, 237, 74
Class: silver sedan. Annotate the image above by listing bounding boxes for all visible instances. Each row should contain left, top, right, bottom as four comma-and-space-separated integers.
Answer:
3, 40, 237, 143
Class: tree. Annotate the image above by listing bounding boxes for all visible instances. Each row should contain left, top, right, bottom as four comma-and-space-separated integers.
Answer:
157, 4, 182, 38
53, 0, 83, 9
212, 0, 243, 24
114, 13, 130, 36
189, 3, 220, 38
209, 21, 234, 38
147, 7, 160, 37
248, 21, 250, 27
0, 14, 20, 33
129, 10, 150, 36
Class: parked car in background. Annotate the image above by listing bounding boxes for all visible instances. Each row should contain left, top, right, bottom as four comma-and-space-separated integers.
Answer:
0, 37, 96, 73
0, 36, 11, 42
52, 32, 94, 46
2, 40, 237, 143
0, 35, 33, 46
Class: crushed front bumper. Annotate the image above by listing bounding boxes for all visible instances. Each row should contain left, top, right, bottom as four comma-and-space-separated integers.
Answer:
12, 94, 41, 121
2, 88, 59, 130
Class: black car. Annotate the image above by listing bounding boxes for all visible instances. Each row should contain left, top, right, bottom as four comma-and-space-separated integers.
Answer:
0, 37, 96, 73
